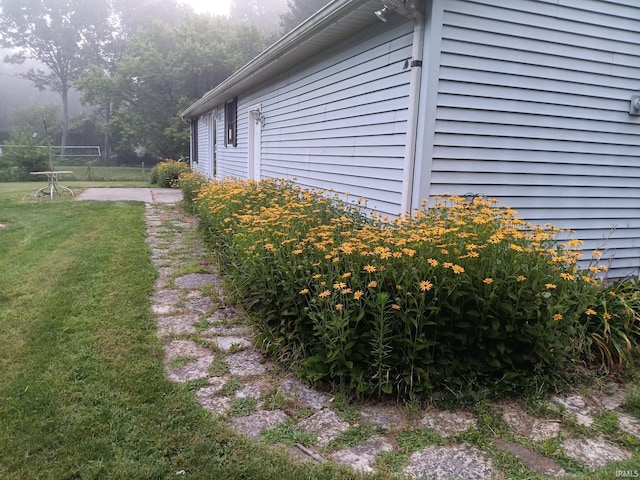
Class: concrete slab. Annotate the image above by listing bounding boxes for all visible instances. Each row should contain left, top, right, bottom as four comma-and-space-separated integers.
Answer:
174, 273, 219, 289
497, 401, 561, 442
77, 187, 182, 203
211, 336, 252, 352
227, 350, 267, 376
421, 409, 477, 438
156, 314, 199, 338
550, 395, 594, 427
280, 378, 329, 410
359, 404, 406, 430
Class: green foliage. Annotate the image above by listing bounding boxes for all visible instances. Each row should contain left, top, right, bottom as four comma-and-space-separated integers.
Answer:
179, 170, 209, 210
149, 159, 191, 188
1, 129, 49, 181
186, 178, 640, 400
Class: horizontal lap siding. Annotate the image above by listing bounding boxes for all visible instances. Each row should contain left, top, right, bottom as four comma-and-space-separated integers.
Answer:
430, 0, 640, 276
194, 116, 211, 178
213, 20, 414, 215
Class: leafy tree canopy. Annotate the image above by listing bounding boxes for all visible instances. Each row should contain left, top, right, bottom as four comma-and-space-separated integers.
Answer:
280, 0, 332, 34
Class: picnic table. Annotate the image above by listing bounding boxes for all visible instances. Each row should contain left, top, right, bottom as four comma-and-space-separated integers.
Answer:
29, 171, 75, 199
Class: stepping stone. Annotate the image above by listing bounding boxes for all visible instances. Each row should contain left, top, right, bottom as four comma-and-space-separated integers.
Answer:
404, 444, 494, 480
201, 325, 252, 337
231, 410, 289, 438
211, 336, 252, 352
493, 438, 565, 476
156, 314, 199, 338
562, 436, 631, 469
235, 378, 272, 400
550, 395, 593, 427
421, 409, 476, 437
164, 339, 214, 382
595, 383, 630, 411
185, 296, 217, 314
280, 378, 329, 410
497, 401, 561, 442
297, 409, 350, 447
618, 412, 640, 438
227, 351, 266, 376
152, 304, 175, 315
208, 306, 240, 323
175, 273, 219, 289
360, 404, 405, 430
196, 386, 231, 415
330, 436, 393, 473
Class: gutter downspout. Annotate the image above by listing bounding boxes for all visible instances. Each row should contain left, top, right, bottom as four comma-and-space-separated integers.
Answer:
400, 6, 425, 216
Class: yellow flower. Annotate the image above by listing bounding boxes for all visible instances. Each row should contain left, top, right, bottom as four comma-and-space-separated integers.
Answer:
342, 272, 352, 278
392, 304, 401, 310
363, 265, 377, 273
299, 289, 309, 295
419, 280, 433, 292
341, 288, 353, 295
592, 250, 603, 258
427, 258, 439, 267
560, 272, 575, 281
264, 243, 274, 251
335, 303, 343, 311
553, 313, 563, 321
483, 278, 493, 284
516, 275, 526, 282
396, 285, 403, 290
545, 283, 557, 289
368, 281, 378, 288
313, 274, 322, 279
318, 290, 331, 298
333, 282, 347, 290
452, 265, 465, 274
603, 312, 612, 320
353, 290, 364, 300
584, 309, 597, 316
292, 249, 303, 255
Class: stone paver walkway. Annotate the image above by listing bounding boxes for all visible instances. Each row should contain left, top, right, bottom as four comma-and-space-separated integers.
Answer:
145, 201, 638, 479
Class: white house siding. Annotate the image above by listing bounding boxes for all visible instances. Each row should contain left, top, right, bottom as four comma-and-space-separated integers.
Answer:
193, 115, 212, 178
423, 0, 640, 277
214, 19, 415, 215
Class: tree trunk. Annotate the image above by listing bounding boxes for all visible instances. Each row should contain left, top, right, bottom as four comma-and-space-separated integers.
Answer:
61, 87, 69, 158
104, 101, 112, 166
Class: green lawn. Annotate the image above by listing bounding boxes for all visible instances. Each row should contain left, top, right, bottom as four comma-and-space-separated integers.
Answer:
0, 184, 368, 480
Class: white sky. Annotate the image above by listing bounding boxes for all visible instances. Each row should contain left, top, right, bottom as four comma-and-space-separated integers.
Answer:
180, 0, 232, 16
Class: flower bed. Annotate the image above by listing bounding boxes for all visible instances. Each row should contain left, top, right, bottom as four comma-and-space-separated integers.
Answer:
183, 175, 639, 399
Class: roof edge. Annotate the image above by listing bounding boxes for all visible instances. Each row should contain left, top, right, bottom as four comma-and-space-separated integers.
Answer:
181, 0, 367, 119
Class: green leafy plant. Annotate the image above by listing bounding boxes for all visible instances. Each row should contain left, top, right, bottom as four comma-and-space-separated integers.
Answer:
150, 159, 191, 188
184, 177, 640, 400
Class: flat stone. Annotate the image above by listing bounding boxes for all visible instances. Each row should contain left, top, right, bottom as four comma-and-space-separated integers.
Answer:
185, 296, 217, 314
280, 378, 329, 410
227, 350, 266, 376
164, 340, 214, 382
550, 395, 593, 427
403, 444, 494, 480
421, 409, 476, 437
493, 438, 565, 476
330, 436, 393, 473
207, 306, 240, 323
617, 412, 640, 438
201, 325, 252, 337
196, 394, 231, 416
562, 437, 631, 469
174, 273, 219, 289
152, 289, 183, 304
236, 379, 270, 400
497, 401, 561, 442
211, 336, 252, 352
297, 409, 350, 447
152, 304, 174, 315
156, 314, 199, 338
359, 404, 405, 430
230, 409, 289, 438
595, 384, 629, 411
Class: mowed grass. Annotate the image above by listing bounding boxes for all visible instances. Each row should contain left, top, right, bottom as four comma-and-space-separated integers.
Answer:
0, 185, 369, 480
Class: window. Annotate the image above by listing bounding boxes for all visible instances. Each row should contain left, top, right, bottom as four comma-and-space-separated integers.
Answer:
191, 117, 198, 163
225, 97, 237, 147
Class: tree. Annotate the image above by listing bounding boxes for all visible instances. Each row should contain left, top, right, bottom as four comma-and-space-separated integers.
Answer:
230, 0, 288, 41
0, 0, 108, 155
280, 0, 332, 34
88, 15, 266, 160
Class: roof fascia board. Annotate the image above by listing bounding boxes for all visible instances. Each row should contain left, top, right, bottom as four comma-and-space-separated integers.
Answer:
182, 0, 368, 119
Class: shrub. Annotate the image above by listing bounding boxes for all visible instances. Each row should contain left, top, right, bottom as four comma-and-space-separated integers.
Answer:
150, 159, 190, 188
1, 129, 49, 181
186, 177, 639, 399
178, 171, 208, 211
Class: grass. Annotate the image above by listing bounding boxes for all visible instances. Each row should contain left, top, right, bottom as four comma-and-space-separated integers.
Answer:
0, 183, 373, 480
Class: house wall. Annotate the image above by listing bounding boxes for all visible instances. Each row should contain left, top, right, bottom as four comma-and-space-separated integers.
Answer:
209, 18, 416, 214
193, 113, 213, 178
418, 0, 640, 277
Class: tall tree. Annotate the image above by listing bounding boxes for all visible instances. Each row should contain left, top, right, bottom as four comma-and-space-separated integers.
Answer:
87, 15, 265, 160
280, 0, 332, 34
230, 0, 288, 41
0, 0, 108, 155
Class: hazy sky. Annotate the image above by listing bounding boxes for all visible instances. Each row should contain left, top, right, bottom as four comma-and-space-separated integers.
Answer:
180, 0, 231, 16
